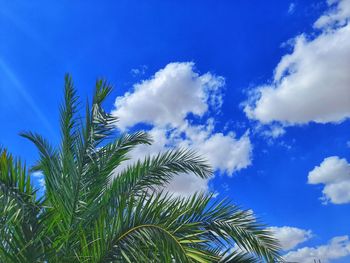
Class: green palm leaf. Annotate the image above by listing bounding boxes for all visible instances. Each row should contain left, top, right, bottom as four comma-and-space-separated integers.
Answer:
0, 75, 282, 262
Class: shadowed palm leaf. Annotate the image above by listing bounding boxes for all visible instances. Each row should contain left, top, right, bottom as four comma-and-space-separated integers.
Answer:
0, 75, 282, 262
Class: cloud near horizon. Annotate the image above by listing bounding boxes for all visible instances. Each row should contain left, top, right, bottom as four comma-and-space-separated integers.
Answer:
284, 235, 350, 263
112, 62, 252, 196
267, 226, 313, 251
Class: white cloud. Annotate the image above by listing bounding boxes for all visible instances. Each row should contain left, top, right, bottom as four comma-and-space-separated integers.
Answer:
265, 125, 286, 138
32, 171, 45, 189
164, 172, 209, 197
115, 127, 211, 197
116, 124, 252, 196
314, 0, 350, 29
284, 235, 350, 263
130, 65, 147, 77
308, 156, 350, 204
112, 62, 252, 196
176, 121, 252, 175
112, 62, 224, 130
244, 0, 350, 125
288, 3, 296, 14
195, 132, 252, 175
254, 123, 286, 139
267, 226, 313, 251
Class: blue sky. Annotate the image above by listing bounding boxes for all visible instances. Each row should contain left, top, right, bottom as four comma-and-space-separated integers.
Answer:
1, 0, 350, 261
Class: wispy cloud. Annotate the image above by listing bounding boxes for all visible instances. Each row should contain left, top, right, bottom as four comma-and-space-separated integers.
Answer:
288, 3, 296, 14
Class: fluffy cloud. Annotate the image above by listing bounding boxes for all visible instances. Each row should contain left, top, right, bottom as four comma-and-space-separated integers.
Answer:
114, 127, 211, 197
164, 172, 209, 197
115, 124, 252, 197
230, 224, 312, 257
267, 226, 313, 251
284, 235, 350, 263
308, 156, 350, 204
177, 122, 252, 175
194, 132, 251, 174
112, 62, 224, 130
244, 0, 350, 125
112, 62, 252, 196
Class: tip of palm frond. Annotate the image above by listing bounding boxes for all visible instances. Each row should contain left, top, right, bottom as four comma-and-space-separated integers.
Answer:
94, 79, 113, 105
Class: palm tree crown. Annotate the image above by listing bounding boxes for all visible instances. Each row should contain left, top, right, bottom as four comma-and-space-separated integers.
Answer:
0, 75, 281, 262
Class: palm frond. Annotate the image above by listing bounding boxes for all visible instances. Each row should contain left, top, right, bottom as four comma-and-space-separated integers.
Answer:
84, 79, 117, 150
110, 148, 212, 197
220, 249, 259, 263
2, 75, 282, 262
0, 148, 37, 208
78, 192, 280, 263
0, 149, 43, 262
60, 74, 79, 159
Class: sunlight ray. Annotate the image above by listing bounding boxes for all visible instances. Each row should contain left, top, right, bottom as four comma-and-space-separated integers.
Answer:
0, 57, 55, 136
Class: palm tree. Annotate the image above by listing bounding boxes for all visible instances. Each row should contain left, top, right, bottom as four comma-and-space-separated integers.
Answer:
0, 75, 281, 262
